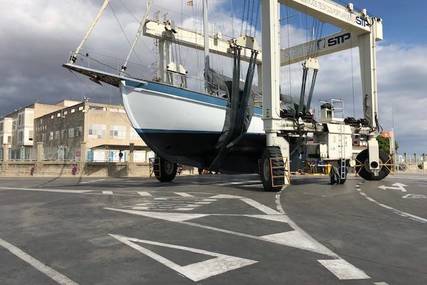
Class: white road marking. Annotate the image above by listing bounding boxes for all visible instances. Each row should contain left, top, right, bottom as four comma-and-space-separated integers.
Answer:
174, 192, 193, 197
78, 179, 105, 185
216, 180, 261, 186
240, 198, 281, 215
106, 208, 336, 257
102, 191, 114, 195
356, 189, 427, 224
275, 189, 370, 280
261, 231, 333, 256
137, 192, 152, 197
374, 282, 390, 285
0, 238, 78, 285
110, 234, 257, 282
378, 183, 408, 193
402, 194, 427, 199
106, 208, 208, 222
318, 259, 370, 280
108, 194, 369, 281
0, 187, 90, 194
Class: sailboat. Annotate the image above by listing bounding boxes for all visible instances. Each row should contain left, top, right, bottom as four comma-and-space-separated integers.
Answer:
64, 0, 268, 181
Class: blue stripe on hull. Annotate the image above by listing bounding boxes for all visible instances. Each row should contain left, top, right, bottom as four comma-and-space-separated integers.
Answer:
125, 79, 263, 116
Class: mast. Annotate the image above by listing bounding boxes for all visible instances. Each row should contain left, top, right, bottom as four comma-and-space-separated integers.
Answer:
203, 0, 210, 90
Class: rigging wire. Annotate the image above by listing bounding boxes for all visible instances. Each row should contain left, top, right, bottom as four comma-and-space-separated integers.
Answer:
253, 0, 260, 37
240, 0, 247, 36
108, 2, 144, 65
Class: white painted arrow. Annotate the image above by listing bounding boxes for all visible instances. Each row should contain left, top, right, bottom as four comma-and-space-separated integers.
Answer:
378, 183, 408, 193
110, 234, 257, 282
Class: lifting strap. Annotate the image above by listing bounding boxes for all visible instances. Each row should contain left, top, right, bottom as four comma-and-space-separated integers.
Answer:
209, 47, 258, 170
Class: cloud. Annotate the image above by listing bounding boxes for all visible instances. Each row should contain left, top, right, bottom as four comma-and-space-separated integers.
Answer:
0, 0, 425, 154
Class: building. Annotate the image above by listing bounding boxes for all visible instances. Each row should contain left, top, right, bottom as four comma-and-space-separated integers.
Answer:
0, 102, 76, 160
34, 101, 153, 163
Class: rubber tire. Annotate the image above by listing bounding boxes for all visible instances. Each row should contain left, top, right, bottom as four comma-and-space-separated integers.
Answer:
260, 147, 285, 192
356, 149, 390, 181
154, 156, 177, 182
329, 164, 347, 185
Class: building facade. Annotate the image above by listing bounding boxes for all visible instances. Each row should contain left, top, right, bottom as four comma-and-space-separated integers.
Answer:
0, 102, 71, 160
34, 101, 153, 163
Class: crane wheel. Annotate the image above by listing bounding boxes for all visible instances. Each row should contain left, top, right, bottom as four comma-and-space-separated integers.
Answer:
260, 146, 285, 192
154, 156, 177, 182
355, 149, 391, 181
330, 163, 347, 185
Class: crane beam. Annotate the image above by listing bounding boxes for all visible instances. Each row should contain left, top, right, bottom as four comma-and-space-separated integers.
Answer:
144, 20, 361, 67
143, 20, 262, 64
281, 31, 358, 66
279, 0, 371, 33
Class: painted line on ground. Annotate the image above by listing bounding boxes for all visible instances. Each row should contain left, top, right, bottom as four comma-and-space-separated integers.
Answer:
102, 191, 114, 195
0, 238, 78, 285
174, 192, 194, 197
137, 191, 152, 197
318, 259, 370, 280
276, 188, 370, 280
0, 187, 91, 194
355, 188, 427, 224
110, 234, 257, 282
78, 179, 105, 185
374, 282, 390, 285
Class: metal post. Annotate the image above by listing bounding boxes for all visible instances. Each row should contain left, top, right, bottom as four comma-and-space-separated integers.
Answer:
261, 0, 281, 146
203, 0, 210, 90
358, 31, 378, 130
159, 40, 171, 83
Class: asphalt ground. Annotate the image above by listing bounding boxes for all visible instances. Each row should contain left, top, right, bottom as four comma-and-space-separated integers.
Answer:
0, 173, 426, 285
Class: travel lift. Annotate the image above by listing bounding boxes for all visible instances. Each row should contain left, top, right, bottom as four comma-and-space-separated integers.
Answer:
144, 0, 389, 191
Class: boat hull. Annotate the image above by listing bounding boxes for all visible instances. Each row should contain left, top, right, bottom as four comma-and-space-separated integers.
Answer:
121, 80, 266, 173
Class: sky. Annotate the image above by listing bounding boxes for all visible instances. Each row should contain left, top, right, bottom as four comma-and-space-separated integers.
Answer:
0, 0, 426, 154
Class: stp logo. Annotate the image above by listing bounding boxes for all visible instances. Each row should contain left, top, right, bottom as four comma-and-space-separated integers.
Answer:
356, 16, 369, 27
317, 33, 351, 49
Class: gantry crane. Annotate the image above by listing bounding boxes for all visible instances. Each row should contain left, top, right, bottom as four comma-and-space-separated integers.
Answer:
142, 0, 387, 190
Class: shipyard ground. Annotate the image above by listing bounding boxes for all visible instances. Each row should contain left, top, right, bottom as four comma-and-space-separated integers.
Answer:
0, 174, 426, 285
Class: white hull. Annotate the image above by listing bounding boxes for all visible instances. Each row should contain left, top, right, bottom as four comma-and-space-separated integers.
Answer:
120, 81, 264, 134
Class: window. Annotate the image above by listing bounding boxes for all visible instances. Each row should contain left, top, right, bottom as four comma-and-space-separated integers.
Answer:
61, 129, 67, 139
18, 114, 24, 126
51, 115, 54, 119
71, 109, 75, 113
7, 136, 11, 144
68, 128, 75, 138
41, 133, 46, 142
18, 131, 24, 143
110, 125, 126, 139
55, 131, 60, 140
0, 122, 3, 132
49, 132, 53, 141
57, 113, 61, 118
64, 111, 68, 115
29, 130, 34, 141
78, 106, 84, 111
88, 124, 106, 139
75, 126, 83, 137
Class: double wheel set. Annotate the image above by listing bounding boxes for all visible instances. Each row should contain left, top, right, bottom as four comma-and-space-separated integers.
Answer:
152, 147, 392, 191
